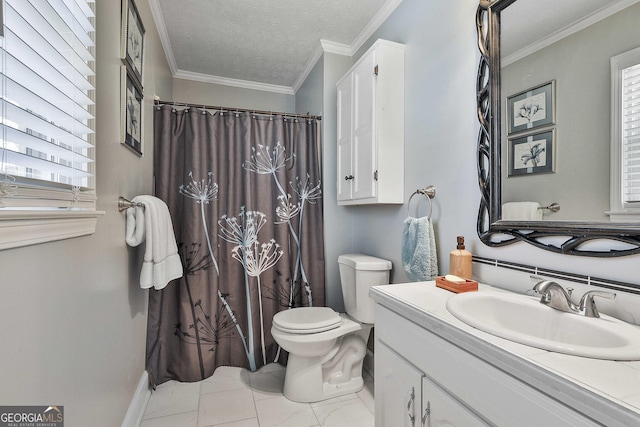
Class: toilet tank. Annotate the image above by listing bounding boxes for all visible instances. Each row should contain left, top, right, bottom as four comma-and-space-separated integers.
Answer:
338, 254, 392, 324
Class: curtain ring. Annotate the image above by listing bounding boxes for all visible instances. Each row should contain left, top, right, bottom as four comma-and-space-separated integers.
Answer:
407, 185, 436, 219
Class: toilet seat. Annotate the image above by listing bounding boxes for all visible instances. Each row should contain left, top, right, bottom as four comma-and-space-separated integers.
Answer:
272, 307, 342, 334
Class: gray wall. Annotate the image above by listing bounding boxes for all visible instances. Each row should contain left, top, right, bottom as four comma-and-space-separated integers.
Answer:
0, 1, 172, 426
345, 0, 481, 284
324, 0, 640, 301
196, 0, 640, 309
502, 3, 640, 221
295, 52, 354, 310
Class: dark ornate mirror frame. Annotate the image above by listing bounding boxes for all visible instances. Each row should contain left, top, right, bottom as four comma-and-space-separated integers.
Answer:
476, 0, 640, 257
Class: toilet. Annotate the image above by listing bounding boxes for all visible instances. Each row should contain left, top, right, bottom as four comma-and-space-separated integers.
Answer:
271, 254, 392, 403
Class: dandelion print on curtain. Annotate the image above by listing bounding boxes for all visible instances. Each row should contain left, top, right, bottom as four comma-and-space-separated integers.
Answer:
148, 105, 324, 385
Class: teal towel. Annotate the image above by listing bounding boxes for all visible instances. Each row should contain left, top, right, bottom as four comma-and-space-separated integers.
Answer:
401, 216, 438, 281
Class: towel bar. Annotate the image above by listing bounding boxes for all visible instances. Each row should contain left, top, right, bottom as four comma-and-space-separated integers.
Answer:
118, 196, 145, 212
407, 185, 436, 219
537, 203, 560, 213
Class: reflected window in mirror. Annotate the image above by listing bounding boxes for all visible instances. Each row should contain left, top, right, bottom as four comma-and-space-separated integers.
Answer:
610, 47, 640, 222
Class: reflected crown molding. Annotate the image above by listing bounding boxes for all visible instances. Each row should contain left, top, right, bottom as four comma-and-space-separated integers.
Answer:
503, 0, 640, 66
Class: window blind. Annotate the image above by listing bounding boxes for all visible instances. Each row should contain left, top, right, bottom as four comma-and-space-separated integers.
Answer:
623, 63, 640, 204
0, 0, 96, 210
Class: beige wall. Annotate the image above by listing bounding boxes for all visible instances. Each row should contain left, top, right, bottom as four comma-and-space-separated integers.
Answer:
0, 2, 172, 426
172, 78, 295, 112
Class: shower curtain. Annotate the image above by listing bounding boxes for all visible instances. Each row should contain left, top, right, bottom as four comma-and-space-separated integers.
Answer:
148, 105, 325, 385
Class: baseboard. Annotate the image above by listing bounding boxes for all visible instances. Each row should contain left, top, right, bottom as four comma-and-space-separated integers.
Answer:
121, 370, 151, 427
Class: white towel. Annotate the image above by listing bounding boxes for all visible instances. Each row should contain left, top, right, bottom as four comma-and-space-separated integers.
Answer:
502, 202, 543, 221
125, 195, 183, 290
401, 216, 438, 282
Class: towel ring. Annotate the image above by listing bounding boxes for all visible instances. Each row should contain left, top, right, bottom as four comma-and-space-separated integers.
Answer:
407, 185, 436, 219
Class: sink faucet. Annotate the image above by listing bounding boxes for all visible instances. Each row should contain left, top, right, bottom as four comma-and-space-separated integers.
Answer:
533, 280, 578, 313
532, 280, 616, 318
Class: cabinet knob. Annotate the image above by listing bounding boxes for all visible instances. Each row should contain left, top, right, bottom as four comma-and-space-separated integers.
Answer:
345, 175, 354, 181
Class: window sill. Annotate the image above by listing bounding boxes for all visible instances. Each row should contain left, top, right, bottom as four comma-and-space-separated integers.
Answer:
606, 211, 640, 223
0, 210, 105, 250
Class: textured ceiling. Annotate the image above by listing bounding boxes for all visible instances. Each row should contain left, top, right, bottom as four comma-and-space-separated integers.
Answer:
154, 0, 391, 90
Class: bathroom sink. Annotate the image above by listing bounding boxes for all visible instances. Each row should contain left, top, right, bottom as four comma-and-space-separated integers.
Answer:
446, 291, 640, 360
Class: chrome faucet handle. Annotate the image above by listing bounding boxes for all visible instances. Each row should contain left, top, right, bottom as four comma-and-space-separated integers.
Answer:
532, 280, 578, 313
579, 290, 616, 318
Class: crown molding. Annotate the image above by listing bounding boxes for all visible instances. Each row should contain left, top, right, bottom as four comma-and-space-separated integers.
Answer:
349, 0, 403, 55
292, 0, 403, 93
291, 39, 352, 93
503, 0, 639, 66
148, 0, 178, 75
174, 70, 295, 95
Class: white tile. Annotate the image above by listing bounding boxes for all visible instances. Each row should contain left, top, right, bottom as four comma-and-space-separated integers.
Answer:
198, 388, 256, 426
155, 379, 184, 389
200, 365, 251, 395
143, 382, 201, 419
357, 374, 375, 414
254, 362, 285, 374
140, 411, 198, 427
141, 361, 374, 427
254, 395, 319, 427
310, 393, 359, 408
201, 418, 260, 427
312, 397, 374, 427
248, 363, 285, 400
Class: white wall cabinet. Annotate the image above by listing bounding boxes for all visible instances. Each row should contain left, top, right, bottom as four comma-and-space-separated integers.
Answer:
374, 304, 597, 427
336, 39, 405, 205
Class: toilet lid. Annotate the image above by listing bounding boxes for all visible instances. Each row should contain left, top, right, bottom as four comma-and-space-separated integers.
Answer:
272, 307, 342, 334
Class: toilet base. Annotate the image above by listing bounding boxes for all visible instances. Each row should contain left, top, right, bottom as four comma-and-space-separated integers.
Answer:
282, 334, 367, 403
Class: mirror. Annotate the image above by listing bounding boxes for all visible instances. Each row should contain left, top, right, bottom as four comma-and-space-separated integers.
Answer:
476, 0, 640, 256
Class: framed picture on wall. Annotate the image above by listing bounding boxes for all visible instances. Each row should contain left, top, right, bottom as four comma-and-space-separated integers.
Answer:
508, 129, 555, 176
507, 80, 555, 135
121, 66, 143, 155
121, 0, 145, 90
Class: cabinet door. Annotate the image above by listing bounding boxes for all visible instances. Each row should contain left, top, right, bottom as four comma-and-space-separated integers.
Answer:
375, 341, 424, 427
422, 376, 489, 427
337, 75, 353, 201
351, 49, 376, 200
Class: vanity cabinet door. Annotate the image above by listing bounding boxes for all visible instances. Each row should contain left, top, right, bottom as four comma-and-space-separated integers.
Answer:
375, 341, 424, 427
422, 375, 489, 427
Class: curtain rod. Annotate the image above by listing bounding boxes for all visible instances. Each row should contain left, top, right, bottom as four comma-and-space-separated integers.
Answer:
154, 99, 322, 121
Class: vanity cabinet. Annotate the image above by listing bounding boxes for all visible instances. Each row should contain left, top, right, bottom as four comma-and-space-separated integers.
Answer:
376, 340, 486, 426
374, 304, 597, 427
336, 39, 404, 205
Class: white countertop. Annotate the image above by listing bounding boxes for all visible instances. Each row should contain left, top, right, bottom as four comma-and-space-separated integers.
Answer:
370, 281, 640, 426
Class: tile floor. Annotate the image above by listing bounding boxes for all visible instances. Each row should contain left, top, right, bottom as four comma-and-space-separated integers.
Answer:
140, 363, 375, 427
